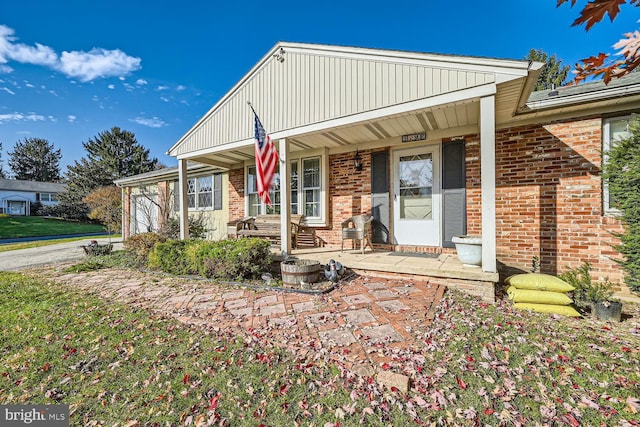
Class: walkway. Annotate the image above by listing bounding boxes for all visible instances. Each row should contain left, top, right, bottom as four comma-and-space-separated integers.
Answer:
46, 265, 446, 389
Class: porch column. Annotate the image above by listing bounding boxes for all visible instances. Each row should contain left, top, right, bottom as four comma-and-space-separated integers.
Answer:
122, 187, 131, 240
480, 95, 497, 273
178, 159, 190, 240
279, 138, 291, 255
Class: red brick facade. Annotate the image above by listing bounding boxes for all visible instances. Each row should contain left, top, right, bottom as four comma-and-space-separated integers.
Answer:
466, 118, 624, 285
226, 118, 625, 287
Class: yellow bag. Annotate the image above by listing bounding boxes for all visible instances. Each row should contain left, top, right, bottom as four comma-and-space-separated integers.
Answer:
514, 303, 582, 317
506, 286, 573, 305
505, 273, 575, 293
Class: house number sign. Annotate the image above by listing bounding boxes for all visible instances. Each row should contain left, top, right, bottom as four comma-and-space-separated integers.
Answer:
401, 132, 426, 143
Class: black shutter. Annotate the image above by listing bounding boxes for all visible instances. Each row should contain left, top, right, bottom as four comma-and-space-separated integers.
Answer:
442, 141, 466, 248
213, 173, 222, 210
371, 150, 390, 244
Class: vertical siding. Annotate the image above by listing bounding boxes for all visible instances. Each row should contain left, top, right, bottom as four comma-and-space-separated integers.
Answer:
176, 53, 495, 155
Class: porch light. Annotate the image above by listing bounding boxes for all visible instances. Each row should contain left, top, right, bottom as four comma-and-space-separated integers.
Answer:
353, 149, 363, 171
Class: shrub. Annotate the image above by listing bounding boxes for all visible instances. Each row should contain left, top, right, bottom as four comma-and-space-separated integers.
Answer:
603, 117, 640, 292
560, 262, 614, 307
148, 238, 273, 281
148, 239, 199, 275
161, 214, 208, 239
123, 232, 167, 264
197, 238, 273, 280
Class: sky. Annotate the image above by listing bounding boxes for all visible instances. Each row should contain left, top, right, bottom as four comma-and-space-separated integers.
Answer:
0, 0, 638, 173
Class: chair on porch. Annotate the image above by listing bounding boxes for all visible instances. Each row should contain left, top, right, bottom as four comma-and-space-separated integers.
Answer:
341, 214, 373, 254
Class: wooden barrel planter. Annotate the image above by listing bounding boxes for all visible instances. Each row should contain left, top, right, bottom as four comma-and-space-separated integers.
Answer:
281, 259, 320, 288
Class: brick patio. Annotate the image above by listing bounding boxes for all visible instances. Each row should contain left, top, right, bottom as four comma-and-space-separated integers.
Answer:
48, 266, 446, 382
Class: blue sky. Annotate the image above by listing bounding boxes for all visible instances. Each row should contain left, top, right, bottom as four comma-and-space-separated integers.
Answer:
0, 1, 637, 173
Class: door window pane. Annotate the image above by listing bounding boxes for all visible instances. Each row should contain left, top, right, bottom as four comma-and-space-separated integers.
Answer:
399, 153, 433, 220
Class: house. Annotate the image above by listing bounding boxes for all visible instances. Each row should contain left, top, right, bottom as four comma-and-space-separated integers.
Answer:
117, 42, 640, 298
0, 178, 65, 216
115, 162, 228, 240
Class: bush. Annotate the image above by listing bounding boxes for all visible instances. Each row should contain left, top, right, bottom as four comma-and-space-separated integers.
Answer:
559, 262, 614, 307
148, 238, 273, 281
123, 232, 167, 264
197, 238, 273, 280
603, 117, 640, 292
148, 239, 199, 276
161, 214, 208, 239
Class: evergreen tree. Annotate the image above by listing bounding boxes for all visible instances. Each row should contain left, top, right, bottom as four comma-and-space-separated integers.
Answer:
8, 138, 62, 181
57, 127, 158, 219
603, 117, 640, 292
526, 49, 570, 91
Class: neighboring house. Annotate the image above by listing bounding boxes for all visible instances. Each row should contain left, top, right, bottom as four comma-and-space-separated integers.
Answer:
0, 178, 65, 216
119, 42, 640, 295
114, 163, 228, 241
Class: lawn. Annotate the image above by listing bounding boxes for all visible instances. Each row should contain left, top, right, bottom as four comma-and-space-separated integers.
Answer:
1, 269, 639, 426
0, 216, 106, 239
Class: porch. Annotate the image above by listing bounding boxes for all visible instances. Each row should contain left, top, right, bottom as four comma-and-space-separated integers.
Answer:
278, 246, 500, 302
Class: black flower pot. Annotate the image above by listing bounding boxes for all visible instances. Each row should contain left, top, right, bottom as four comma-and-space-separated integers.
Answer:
594, 301, 622, 322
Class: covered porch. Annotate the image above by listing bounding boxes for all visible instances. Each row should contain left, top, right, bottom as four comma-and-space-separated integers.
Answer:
168, 43, 544, 283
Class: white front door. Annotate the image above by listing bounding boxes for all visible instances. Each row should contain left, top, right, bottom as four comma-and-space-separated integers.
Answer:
393, 145, 441, 246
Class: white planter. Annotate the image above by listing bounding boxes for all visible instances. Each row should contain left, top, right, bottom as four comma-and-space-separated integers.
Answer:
452, 235, 482, 267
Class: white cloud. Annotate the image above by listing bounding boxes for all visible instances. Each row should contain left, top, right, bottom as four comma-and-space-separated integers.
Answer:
176, 85, 186, 91
130, 116, 167, 128
160, 96, 169, 102
156, 85, 168, 91
58, 48, 141, 82
25, 82, 34, 88
67, 115, 76, 123
136, 78, 147, 85
107, 84, 115, 89
1, 86, 15, 95
0, 25, 141, 82
0, 64, 12, 73
0, 112, 47, 123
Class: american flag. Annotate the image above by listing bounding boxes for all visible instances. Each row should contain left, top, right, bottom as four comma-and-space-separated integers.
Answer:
253, 112, 279, 205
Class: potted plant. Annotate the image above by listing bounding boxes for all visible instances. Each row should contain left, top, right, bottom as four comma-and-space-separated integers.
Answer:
560, 262, 622, 322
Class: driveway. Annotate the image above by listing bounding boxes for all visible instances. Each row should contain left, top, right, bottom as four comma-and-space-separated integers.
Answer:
0, 238, 123, 271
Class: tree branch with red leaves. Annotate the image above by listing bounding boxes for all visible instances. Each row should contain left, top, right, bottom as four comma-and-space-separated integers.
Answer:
558, 0, 640, 83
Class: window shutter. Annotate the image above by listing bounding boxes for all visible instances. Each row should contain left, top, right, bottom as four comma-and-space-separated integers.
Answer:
442, 141, 466, 248
371, 150, 390, 244
213, 173, 222, 210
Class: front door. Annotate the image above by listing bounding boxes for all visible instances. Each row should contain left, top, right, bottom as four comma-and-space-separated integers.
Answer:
393, 145, 440, 246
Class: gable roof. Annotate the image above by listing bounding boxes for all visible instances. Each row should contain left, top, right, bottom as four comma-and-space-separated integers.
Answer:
0, 179, 65, 193
168, 42, 541, 159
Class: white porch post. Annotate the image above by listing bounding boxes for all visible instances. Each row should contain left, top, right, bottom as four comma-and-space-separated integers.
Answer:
178, 159, 190, 240
480, 95, 497, 273
279, 138, 291, 255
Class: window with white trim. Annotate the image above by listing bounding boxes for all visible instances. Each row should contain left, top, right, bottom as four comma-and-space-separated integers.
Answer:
186, 174, 222, 210
246, 155, 324, 221
39, 193, 58, 202
603, 116, 633, 214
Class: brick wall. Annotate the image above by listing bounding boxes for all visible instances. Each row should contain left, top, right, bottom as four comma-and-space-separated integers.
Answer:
466, 118, 625, 286
228, 168, 244, 221
315, 150, 373, 246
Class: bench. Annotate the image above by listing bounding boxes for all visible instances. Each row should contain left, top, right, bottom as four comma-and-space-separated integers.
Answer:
229, 214, 317, 248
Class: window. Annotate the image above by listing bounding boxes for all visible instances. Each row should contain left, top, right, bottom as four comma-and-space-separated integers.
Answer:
186, 174, 222, 210
39, 193, 58, 202
246, 155, 324, 222
603, 116, 633, 214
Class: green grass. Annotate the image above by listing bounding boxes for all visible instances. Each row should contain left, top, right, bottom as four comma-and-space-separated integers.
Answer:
0, 216, 106, 239
1, 270, 639, 426
0, 235, 119, 253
